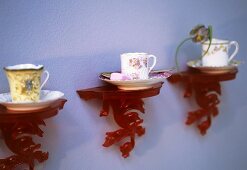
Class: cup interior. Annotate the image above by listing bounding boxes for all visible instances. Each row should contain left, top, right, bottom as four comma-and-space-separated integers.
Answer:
203, 38, 229, 45
121, 52, 148, 57
4, 64, 43, 71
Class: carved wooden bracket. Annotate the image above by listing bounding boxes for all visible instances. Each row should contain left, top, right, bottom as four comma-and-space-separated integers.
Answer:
77, 83, 163, 158
0, 99, 67, 170
168, 69, 237, 135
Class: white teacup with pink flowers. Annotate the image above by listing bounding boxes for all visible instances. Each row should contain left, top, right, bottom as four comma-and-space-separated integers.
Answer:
120, 53, 156, 80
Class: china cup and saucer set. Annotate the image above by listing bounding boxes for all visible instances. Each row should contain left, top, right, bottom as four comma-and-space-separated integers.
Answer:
0, 64, 64, 111
187, 38, 240, 74
100, 52, 173, 90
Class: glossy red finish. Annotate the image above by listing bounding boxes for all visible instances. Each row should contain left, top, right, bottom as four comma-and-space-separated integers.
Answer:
168, 69, 237, 135
77, 83, 163, 158
0, 99, 67, 170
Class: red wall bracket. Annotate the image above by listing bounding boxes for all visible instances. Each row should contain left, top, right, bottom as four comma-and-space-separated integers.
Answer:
77, 83, 163, 158
0, 99, 67, 170
168, 69, 237, 135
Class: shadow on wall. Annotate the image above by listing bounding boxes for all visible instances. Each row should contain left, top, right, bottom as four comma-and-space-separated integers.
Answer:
28, 52, 123, 168
212, 14, 247, 133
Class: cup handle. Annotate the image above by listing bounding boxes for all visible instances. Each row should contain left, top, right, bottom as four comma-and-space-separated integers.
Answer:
228, 41, 239, 62
40, 70, 49, 89
148, 55, 157, 73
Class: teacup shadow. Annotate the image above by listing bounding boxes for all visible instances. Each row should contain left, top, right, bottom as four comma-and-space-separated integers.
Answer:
27, 52, 122, 168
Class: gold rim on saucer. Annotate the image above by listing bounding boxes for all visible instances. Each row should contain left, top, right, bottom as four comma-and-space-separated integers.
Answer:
187, 60, 240, 74
99, 69, 173, 90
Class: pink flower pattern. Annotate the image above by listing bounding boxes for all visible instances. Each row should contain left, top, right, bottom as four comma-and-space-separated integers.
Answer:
129, 58, 147, 70
129, 58, 142, 69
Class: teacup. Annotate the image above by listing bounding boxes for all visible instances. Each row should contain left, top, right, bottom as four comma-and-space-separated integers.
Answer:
201, 38, 239, 67
121, 53, 156, 80
4, 64, 49, 102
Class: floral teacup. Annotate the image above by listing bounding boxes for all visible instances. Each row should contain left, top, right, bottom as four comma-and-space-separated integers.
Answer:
121, 53, 156, 80
202, 38, 239, 67
4, 64, 49, 102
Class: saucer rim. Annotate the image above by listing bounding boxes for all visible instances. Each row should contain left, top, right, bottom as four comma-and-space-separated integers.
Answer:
100, 69, 173, 82
187, 59, 240, 69
0, 90, 64, 104
100, 76, 167, 83
99, 76, 166, 91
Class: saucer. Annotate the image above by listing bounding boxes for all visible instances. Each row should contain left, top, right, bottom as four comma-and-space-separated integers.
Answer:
187, 59, 240, 74
0, 90, 64, 111
100, 70, 172, 90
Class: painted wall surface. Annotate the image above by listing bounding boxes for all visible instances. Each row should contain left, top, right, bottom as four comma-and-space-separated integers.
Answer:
1, 0, 247, 169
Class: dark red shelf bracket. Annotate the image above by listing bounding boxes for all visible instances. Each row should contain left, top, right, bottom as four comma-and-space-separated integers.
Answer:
77, 83, 162, 158
168, 70, 237, 135
0, 99, 67, 170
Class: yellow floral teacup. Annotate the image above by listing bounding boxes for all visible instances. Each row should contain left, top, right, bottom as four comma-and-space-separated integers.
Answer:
4, 64, 49, 102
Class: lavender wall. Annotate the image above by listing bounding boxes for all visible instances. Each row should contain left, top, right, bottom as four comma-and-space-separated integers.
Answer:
1, 0, 247, 170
